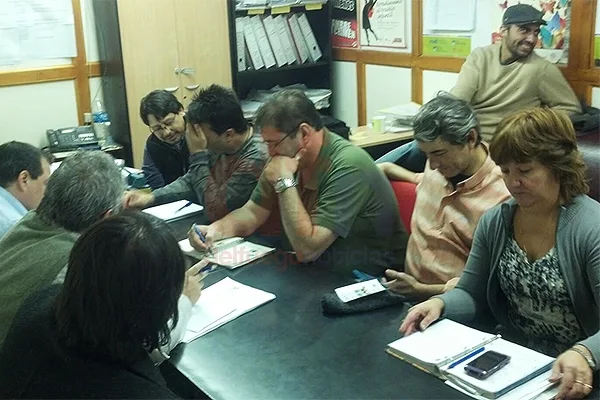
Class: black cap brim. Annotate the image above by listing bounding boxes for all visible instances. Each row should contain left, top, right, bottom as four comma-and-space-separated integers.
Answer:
505, 19, 547, 26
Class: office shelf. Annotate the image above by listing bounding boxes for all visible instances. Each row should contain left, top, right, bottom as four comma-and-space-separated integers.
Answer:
227, 0, 332, 101
238, 60, 329, 77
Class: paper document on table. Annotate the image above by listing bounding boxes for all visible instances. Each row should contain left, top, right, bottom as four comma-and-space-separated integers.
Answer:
387, 319, 497, 367
183, 277, 275, 343
142, 200, 203, 222
441, 338, 554, 399
378, 102, 422, 117
445, 371, 558, 400
179, 237, 275, 269
334, 279, 386, 302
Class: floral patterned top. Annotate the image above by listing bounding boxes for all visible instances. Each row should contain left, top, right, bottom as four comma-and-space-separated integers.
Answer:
497, 236, 585, 356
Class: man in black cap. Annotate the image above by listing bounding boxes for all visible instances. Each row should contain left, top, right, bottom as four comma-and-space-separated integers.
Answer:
450, 3, 580, 142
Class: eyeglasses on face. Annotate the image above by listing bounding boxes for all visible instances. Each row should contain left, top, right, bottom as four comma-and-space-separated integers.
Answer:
149, 115, 177, 135
265, 131, 293, 149
264, 123, 304, 149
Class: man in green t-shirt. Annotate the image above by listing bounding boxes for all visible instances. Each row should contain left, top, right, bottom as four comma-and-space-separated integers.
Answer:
188, 89, 408, 276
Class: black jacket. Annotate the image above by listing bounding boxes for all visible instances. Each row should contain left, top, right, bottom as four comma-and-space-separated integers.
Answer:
0, 285, 179, 399
142, 134, 190, 189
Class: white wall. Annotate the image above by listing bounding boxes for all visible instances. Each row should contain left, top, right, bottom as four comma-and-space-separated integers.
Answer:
331, 61, 359, 128
592, 87, 600, 109
365, 65, 412, 122
0, 81, 79, 147
0, 0, 101, 147
422, 70, 459, 103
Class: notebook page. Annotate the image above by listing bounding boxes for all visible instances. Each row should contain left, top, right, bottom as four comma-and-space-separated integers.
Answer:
209, 242, 275, 268
183, 277, 275, 342
184, 292, 236, 336
388, 319, 497, 366
178, 237, 245, 260
442, 338, 554, 396
445, 370, 558, 400
142, 200, 203, 221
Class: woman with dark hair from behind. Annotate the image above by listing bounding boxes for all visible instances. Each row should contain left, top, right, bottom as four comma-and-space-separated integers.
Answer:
0, 211, 203, 398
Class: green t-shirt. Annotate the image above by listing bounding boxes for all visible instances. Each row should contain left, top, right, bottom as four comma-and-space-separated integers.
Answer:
251, 130, 408, 276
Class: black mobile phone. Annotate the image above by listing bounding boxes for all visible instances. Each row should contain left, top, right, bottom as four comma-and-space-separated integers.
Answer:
464, 351, 511, 380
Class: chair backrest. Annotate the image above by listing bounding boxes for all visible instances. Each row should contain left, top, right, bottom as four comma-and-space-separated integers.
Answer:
578, 130, 600, 202
389, 180, 417, 234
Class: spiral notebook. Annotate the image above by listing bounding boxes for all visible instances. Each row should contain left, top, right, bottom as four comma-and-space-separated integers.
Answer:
178, 237, 275, 269
386, 319, 555, 400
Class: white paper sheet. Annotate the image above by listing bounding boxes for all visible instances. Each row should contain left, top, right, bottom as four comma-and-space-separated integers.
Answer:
424, 0, 477, 32
387, 319, 497, 366
445, 371, 558, 400
142, 200, 204, 222
334, 279, 386, 302
442, 339, 554, 398
0, 0, 76, 66
183, 277, 276, 342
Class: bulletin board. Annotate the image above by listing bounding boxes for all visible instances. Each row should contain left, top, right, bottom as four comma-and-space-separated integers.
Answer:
0, 0, 77, 70
422, 0, 572, 64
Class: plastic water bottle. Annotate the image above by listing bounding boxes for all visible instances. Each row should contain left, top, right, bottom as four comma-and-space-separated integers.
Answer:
92, 99, 113, 146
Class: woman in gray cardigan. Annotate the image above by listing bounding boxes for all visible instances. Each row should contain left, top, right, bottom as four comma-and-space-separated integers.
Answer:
400, 108, 599, 400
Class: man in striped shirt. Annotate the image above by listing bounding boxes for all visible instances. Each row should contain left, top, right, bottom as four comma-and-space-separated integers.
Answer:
378, 93, 511, 300
124, 85, 268, 223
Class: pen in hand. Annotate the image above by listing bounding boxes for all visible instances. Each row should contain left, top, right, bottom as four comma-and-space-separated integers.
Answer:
192, 224, 215, 257
198, 263, 217, 275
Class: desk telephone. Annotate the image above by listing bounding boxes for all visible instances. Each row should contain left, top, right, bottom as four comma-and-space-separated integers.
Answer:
46, 126, 100, 152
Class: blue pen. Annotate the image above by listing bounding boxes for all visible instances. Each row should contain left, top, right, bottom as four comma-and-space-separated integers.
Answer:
198, 263, 217, 275
448, 347, 486, 369
192, 224, 215, 257
175, 201, 193, 213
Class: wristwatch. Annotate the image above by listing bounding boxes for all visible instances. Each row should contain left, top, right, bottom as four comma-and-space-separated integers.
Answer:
274, 177, 297, 194
570, 346, 597, 369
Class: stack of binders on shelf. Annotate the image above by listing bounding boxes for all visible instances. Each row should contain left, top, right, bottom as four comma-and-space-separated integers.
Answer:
235, 12, 322, 71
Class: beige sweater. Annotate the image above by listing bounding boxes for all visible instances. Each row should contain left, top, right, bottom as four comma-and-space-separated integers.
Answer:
451, 44, 581, 142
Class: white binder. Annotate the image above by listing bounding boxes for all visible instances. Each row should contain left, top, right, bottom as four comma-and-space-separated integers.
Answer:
297, 13, 322, 62
249, 15, 276, 69
235, 17, 246, 71
274, 15, 298, 65
287, 14, 310, 64
243, 16, 265, 70
262, 15, 287, 67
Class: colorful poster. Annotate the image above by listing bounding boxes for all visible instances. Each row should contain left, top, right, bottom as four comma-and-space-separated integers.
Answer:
423, 36, 471, 57
331, 0, 359, 48
359, 0, 407, 49
491, 0, 571, 64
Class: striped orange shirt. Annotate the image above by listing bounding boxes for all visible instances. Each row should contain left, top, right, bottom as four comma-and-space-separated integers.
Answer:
405, 149, 511, 284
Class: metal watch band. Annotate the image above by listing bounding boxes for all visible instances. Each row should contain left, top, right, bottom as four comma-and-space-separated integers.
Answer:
274, 177, 297, 194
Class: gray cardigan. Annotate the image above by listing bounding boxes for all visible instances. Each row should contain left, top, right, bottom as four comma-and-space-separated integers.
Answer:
438, 195, 600, 370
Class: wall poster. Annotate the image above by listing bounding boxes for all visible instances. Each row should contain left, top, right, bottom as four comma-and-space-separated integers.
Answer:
359, 0, 407, 49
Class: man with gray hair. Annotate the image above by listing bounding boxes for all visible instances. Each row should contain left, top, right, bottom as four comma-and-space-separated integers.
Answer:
0, 151, 201, 353
0, 151, 124, 347
378, 93, 511, 300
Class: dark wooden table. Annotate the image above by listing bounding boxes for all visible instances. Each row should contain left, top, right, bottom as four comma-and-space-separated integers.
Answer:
164, 216, 468, 400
